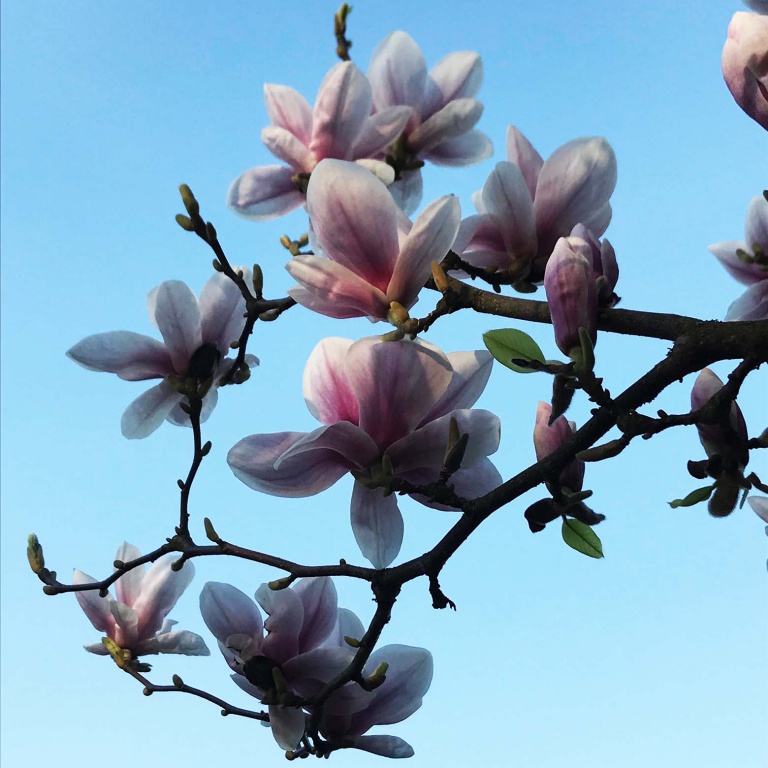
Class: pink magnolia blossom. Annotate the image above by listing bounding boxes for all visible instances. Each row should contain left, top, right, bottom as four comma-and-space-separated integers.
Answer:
74, 543, 209, 657
533, 401, 584, 494
367, 31, 493, 214
543, 236, 598, 357
228, 336, 501, 569
227, 62, 411, 221
67, 272, 257, 438
454, 126, 617, 284
722, 12, 768, 131
708, 194, 768, 320
286, 159, 460, 321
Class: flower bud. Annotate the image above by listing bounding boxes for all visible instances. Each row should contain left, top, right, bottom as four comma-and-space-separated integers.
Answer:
544, 237, 598, 356
27, 534, 45, 574
533, 401, 585, 493
570, 224, 619, 307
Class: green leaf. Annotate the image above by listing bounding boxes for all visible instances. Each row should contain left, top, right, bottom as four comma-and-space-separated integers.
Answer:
483, 328, 546, 373
561, 519, 604, 559
668, 485, 715, 509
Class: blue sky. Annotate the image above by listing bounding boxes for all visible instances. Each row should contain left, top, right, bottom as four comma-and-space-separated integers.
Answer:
2, 1, 766, 766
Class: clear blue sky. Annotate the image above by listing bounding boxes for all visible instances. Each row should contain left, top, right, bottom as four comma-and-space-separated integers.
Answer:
2, 1, 766, 766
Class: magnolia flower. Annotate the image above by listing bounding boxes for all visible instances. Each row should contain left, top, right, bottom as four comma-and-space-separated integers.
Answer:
750, 496, 768, 523
544, 236, 598, 357
367, 31, 493, 213
533, 401, 584, 494
286, 159, 460, 321
74, 543, 209, 657
228, 336, 501, 568
200, 578, 343, 751
722, 12, 768, 131
67, 272, 257, 438
570, 223, 620, 308
454, 126, 617, 284
708, 194, 768, 320
227, 62, 411, 221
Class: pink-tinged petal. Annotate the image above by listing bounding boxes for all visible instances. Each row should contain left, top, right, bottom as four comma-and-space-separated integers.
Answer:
424, 349, 494, 420
708, 240, 765, 285
722, 12, 768, 131
388, 195, 461, 309
454, 214, 509, 270
423, 129, 493, 167
725, 280, 768, 320
268, 705, 306, 751
293, 577, 338, 653
73, 570, 114, 632
283, 646, 357, 697
264, 84, 313, 145
408, 98, 483, 155
132, 556, 194, 640
227, 165, 305, 221
113, 543, 143, 607
67, 332, 173, 381
352, 106, 412, 158
368, 32, 427, 114
199, 582, 264, 644
198, 270, 248, 353
352, 735, 414, 758
351, 645, 432, 732
744, 194, 768, 249
229, 425, 377, 497
110, 600, 139, 648
749, 496, 768, 523
506, 126, 544, 200
353, 159, 396, 186
153, 281, 202, 373
350, 481, 404, 569
423, 52, 483, 118
482, 162, 537, 268
137, 630, 210, 656
261, 126, 314, 172
302, 337, 358, 425
310, 62, 372, 161
256, 583, 304, 663
535, 137, 617, 257
322, 607, 366, 649
534, 401, 584, 492
286, 255, 391, 320
346, 337, 452, 450
387, 409, 501, 476
121, 381, 183, 439
306, 159, 399, 290
387, 170, 424, 215
231, 672, 263, 700
165, 387, 218, 428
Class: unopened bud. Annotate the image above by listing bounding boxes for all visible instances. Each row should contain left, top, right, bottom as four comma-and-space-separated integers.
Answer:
387, 301, 410, 327
170, 558, 185, 572
179, 184, 199, 218
203, 517, 220, 542
113, 559, 125, 569
431, 260, 449, 292
576, 438, 626, 462
172, 674, 184, 689
26, 534, 45, 574
268, 576, 293, 591
175, 214, 195, 231
366, 661, 389, 689
344, 636, 361, 648
252, 264, 264, 296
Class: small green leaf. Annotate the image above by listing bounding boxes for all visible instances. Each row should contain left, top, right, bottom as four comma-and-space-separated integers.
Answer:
561, 519, 604, 559
668, 484, 715, 509
483, 329, 546, 373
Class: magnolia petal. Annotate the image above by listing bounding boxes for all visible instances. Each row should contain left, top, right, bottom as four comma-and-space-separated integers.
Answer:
231, 672, 263, 700
293, 577, 338, 653
121, 382, 183, 439
310, 62, 372, 161
110, 600, 139, 649
83, 642, 110, 655
350, 481, 404, 569
286, 254, 391, 320
423, 51, 483, 118
137, 630, 210, 656
261, 126, 314, 172
264, 84, 313, 145
73, 570, 114, 632
725, 280, 768, 320
306, 159, 399, 291
744, 194, 768, 250
387, 170, 424, 215
353, 159, 396, 186
454, 214, 508, 268
388, 194, 461, 309
283, 646, 357, 697
345, 337, 453, 450
132, 556, 195, 639
387, 408, 501, 475
276, 422, 379, 471
66, 332, 173, 381
352, 106, 412, 158
165, 388, 218, 428
408, 98, 483, 155
113, 542, 143, 607
708, 240, 766, 285
256, 583, 304, 664
302, 337, 358, 425
269, 705, 306, 751
506, 125, 544, 200
227, 165, 305, 221
749, 496, 768, 523
199, 582, 264, 644
424, 129, 494, 167
368, 31, 427, 113
198, 269, 249, 353
424, 349, 494, 420
352, 735, 415, 758
323, 607, 366, 650
152, 281, 202, 374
